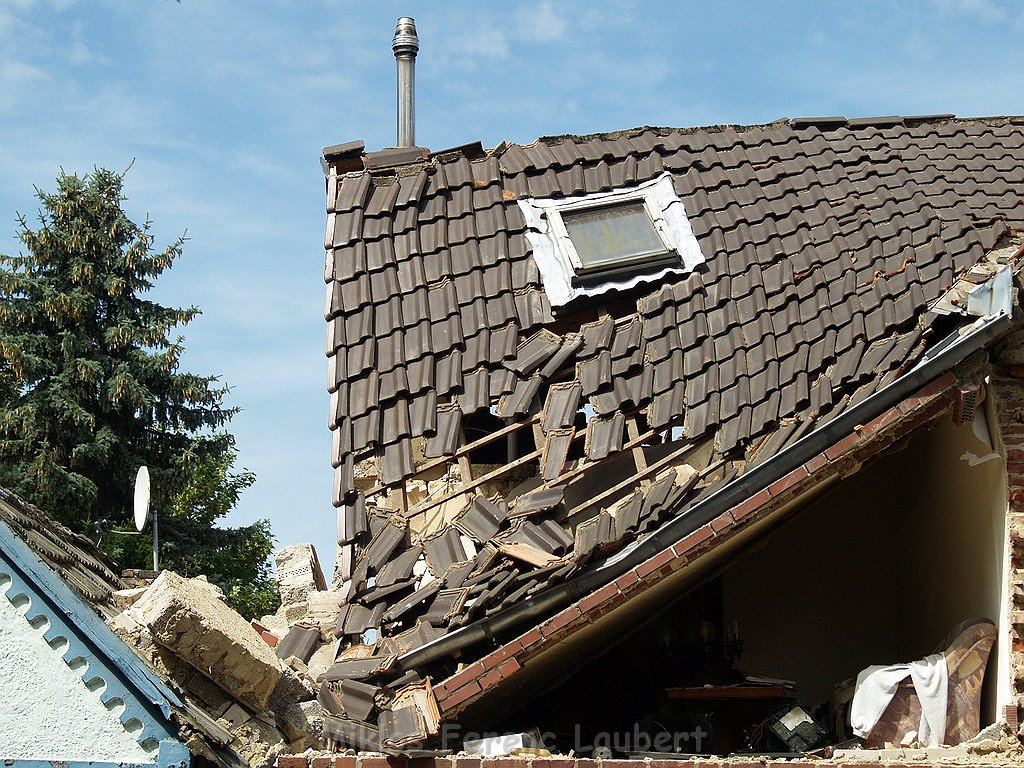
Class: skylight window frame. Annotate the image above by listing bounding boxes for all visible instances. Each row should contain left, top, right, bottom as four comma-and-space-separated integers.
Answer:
518, 172, 706, 307
546, 193, 677, 279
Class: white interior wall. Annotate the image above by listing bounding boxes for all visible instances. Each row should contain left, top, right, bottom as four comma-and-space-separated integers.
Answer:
894, 407, 1007, 718
723, 410, 1007, 720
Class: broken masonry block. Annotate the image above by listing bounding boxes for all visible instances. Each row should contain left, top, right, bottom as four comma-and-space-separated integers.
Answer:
111, 585, 149, 611
130, 570, 283, 711
274, 543, 328, 608
304, 589, 344, 641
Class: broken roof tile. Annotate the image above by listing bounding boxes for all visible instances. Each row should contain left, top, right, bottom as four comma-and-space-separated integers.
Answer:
339, 678, 380, 722
421, 587, 470, 626
541, 427, 575, 481
423, 403, 461, 458
499, 541, 561, 568
509, 486, 566, 518
496, 374, 543, 418
578, 350, 613, 397
423, 528, 470, 576
321, 653, 397, 682
276, 622, 321, 664
507, 328, 563, 374
383, 579, 443, 623
541, 381, 583, 432
362, 517, 407, 575
585, 411, 625, 461
453, 494, 508, 543
376, 546, 423, 587
324, 714, 382, 752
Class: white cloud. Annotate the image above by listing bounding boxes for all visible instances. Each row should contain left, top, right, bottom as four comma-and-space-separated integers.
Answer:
0, 60, 49, 85
437, 24, 510, 67
515, 1, 568, 43
67, 37, 111, 66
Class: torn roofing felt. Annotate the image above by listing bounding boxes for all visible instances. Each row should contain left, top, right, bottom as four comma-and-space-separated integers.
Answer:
320, 115, 1024, 737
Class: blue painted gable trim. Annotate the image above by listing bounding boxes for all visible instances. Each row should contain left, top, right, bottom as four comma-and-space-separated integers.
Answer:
0, 515, 189, 767
3, 753, 191, 768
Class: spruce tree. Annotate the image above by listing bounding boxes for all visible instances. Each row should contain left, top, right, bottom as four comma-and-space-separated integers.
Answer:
0, 168, 276, 616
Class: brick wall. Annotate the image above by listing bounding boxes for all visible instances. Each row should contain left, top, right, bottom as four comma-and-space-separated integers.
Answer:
989, 373, 1024, 736
275, 753, 1010, 768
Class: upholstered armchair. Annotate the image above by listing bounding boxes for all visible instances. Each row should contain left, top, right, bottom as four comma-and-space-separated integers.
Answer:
860, 618, 997, 748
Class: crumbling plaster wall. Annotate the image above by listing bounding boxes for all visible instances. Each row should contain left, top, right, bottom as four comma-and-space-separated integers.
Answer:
0, 581, 152, 762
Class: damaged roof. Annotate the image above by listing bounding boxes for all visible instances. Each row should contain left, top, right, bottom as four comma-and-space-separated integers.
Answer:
320, 115, 1024, 745
0, 487, 126, 608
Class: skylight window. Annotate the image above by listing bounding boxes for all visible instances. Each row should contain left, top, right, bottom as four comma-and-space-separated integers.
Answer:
518, 172, 706, 306
559, 200, 672, 276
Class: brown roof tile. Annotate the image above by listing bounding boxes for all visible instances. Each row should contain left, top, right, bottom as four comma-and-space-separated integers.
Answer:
321, 115, 1023, 671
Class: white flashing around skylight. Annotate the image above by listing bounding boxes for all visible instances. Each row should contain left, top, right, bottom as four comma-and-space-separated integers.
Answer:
967, 264, 1013, 318
518, 173, 705, 306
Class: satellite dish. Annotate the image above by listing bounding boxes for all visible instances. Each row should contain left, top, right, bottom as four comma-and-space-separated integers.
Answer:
133, 465, 151, 532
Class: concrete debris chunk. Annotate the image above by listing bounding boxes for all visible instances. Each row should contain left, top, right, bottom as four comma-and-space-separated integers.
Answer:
306, 641, 338, 681
304, 589, 344, 641
298, 699, 325, 745
269, 664, 316, 712
255, 612, 289, 638
129, 570, 283, 711
228, 714, 287, 767
275, 543, 327, 608
110, 585, 149, 611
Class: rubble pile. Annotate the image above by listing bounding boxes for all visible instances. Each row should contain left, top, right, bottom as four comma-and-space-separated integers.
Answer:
107, 551, 349, 766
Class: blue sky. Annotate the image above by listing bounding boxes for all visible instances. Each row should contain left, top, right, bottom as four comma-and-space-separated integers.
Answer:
1, 0, 1022, 576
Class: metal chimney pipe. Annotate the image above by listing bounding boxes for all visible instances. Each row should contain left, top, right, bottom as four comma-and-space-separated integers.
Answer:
392, 17, 419, 148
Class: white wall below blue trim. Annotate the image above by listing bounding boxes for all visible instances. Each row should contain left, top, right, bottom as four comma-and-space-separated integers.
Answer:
0, 577, 153, 762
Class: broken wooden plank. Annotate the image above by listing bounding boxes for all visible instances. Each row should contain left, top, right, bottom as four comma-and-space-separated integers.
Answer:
625, 416, 649, 476
498, 541, 561, 568
562, 441, 715, 522
363, 414, 541, 498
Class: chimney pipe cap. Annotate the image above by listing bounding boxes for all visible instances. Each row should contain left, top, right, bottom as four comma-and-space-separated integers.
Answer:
392, 17, 419, 57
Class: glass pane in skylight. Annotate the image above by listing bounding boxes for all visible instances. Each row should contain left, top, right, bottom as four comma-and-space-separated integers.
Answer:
562, 201, 666, 271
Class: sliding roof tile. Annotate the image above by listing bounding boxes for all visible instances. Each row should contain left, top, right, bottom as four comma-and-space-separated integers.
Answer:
542, 427, 575, 481
423, 403, 461, 458
497, 375, 543, 418
586, 412, 625, 461
424, 527, 470, 576
507, 331, 565, 376
542, 382, 583, 432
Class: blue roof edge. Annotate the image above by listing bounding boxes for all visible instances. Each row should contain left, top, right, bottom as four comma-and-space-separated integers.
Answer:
0, 511, 189, 764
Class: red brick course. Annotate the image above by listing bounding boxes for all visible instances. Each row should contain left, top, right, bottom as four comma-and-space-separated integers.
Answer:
277, 756, 1012, 768
992, 374, 1024, 738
